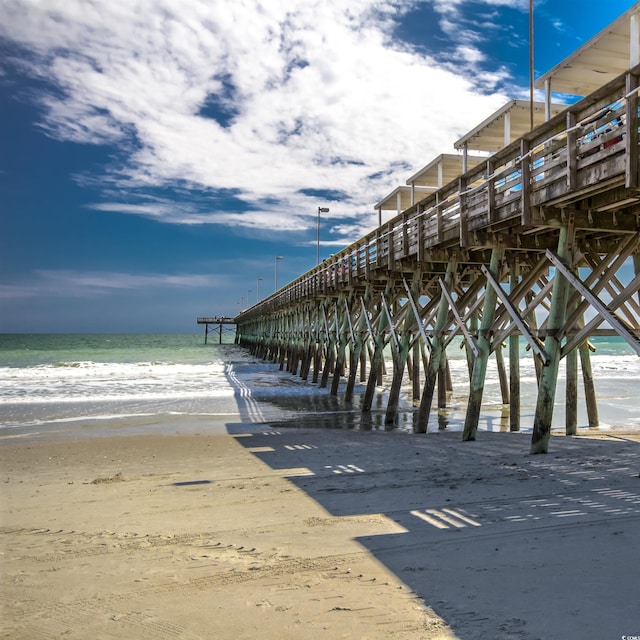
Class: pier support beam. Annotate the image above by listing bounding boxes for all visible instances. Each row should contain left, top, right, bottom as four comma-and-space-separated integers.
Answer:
298, 305, 312, 380
385, 277, 420, 425
362, 286, 392, 412
331, 297, 349, 396
465, 276, 479, 378
312, 303, 325, 384
495, 345, 510, 405
320, 304, 336, 389
415, 261, 456, 433
531, 224, 575, 454
463, 247, 504, 441
345, 291, 371, 403
635, 254, 640, 305
566, 344, 578, 435
579, 330, 599, 428
412, 341, 421, 401
509, 263, 521, 431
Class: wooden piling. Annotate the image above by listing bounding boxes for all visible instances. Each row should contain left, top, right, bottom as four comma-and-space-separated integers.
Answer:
416, 262, 456, 433
385, 278, 420, 424
531, 224, 575, 454
463, 247, 504, 441
345, 292, 370, 403
362, 289, 391, 412
509, 265, 521, 431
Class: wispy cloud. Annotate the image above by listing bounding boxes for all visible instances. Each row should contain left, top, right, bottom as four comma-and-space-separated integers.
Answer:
428, 0, 532, 87
0, 269, 218, 299
0, 0, 514, 244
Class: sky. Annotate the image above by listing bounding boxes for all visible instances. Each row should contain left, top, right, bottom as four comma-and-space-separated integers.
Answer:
1, 0, 638, 333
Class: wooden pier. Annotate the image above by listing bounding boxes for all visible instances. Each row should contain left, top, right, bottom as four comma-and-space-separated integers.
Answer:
196, 317, 236, 344
234, 12, 640, 453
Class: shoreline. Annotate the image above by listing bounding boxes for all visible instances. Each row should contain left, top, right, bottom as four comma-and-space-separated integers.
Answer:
2, 405, 639, 447
2, 416, 640, 639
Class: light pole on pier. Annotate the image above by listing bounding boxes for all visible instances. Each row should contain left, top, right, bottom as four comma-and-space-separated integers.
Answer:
247, 289, 252, 306
257, 277, 263, 301
275, 255, 283, 291
317, 207, 329, 265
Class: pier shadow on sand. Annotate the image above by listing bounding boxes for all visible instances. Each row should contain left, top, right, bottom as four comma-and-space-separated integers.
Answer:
232, 421, 640, 640
223, 360, 640, 639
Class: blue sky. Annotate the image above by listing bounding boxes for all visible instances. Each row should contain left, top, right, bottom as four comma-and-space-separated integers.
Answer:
1, 0, 638, 333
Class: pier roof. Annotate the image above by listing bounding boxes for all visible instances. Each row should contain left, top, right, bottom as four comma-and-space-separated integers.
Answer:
374, 185, 436, 212
375, 154, 487, 214
454, 100, 565, 152
535, 2, 640, 97
405, 152, 487, 188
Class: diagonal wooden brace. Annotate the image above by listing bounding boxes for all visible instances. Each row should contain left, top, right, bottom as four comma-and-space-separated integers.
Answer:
482, 264, 550, 365
438, 277, 481, 358
546, 250, 640, 356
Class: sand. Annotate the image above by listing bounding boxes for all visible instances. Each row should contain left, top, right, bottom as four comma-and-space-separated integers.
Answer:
1, 421, 639, 639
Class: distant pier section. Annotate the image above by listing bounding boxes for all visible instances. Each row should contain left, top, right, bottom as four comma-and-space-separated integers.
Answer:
196, 316, 236, 344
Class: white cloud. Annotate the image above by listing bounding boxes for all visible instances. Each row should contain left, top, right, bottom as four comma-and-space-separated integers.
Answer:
0, 269, 219, 299
88, 202, 183, 218
0, 0, 513, 245
0, 283, 40, 299
432, 0, 529, 11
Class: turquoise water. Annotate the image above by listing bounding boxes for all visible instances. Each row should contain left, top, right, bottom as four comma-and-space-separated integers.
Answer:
0, 333, 236, 367
0, 333, 638, 438
1, 333, 634, 368
0, 333, 277, 434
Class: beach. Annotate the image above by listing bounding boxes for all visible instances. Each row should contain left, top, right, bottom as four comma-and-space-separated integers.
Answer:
2, 418, 640, 639
1, 335, 640, 639
1, 421, 454, 640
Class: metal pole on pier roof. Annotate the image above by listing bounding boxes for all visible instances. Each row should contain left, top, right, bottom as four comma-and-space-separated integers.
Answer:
275, 256, 283, 291
257, 277, 263, 301
529, 0, 534, 131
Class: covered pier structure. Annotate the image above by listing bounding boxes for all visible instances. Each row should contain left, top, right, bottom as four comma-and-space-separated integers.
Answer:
235, 11, 640, 454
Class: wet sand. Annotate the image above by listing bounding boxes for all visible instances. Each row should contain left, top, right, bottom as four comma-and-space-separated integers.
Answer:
1, 419, 640, 639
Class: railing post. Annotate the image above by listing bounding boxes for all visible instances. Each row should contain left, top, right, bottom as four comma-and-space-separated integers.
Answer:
417, 205, 425, 264
520, 138, 532, 225
487, 158, 496, 223
459, 177, 469, 246
387, 224, 395, 270
626, 72, 639, 189
436, 193, 443, 243
402, 212, 409, 258
566, 111, 578, 190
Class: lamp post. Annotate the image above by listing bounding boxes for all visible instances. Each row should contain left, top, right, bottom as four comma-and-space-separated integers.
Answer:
256, 277, 263, 301
317, 207, 329, 265
529, 0, 534, 130
275, 256, 283, 291
247, 289, 252, 306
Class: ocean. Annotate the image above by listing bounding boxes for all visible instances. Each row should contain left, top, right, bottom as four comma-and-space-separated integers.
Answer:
0, 333, 638, 442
